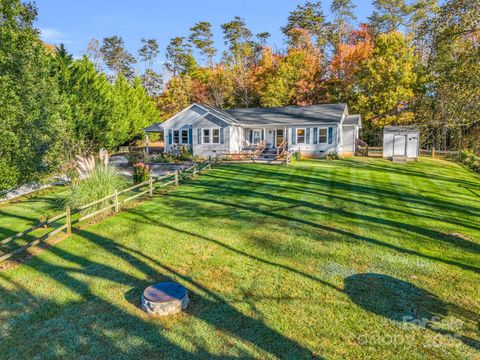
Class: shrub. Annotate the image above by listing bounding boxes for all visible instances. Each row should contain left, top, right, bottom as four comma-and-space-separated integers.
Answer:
59, 165, 125, 214
457, 150, 480, 173
150, 150, 200, 164
177, 145, 193, 161
151, 152, 177, 164
326, 152, 339, 160
292, 150, 301, 161
126, 152, 147, 165
133, 162, 151, 183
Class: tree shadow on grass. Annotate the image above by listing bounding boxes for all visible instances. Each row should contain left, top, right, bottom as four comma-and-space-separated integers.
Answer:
217, 165, 480, 218
160, 191, 480, 274
335, 159, 480, 189
344, 273, 480, 350
189, 177, 480, 254
0, 227, 316, 359
203, 170, 480, 233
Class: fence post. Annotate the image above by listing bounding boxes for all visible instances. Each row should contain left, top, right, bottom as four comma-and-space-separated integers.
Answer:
193, 164, 197, 177
432, 147, 435, 159
175, 171, 179, 186
149, 176, 153, 197
66, 206, 72, 236
114, 189, 119, 212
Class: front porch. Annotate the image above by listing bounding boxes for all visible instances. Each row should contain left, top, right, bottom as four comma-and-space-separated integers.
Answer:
244, 127, 288, 150
223, 127, 289, 162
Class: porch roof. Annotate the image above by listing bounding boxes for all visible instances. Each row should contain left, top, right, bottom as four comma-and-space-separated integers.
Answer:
144, 123, 163, 132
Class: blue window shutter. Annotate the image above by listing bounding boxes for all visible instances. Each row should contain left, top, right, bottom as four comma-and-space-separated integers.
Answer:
313, 127, 318, 144
249, 130, 253, 143
291, 128, 296, 145
328, 127, 333, 144
197, 128, 201, 144
220, 128, 224, 144
261, 129, 265, 140
306, 128, 310, 144
188, 128, 193, 144
168, 129, 172, 145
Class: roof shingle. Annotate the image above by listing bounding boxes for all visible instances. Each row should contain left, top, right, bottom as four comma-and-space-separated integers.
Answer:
225, 103, 347, 126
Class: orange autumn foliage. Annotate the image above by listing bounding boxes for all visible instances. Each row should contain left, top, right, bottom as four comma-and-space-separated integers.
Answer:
330, 24, 373, 86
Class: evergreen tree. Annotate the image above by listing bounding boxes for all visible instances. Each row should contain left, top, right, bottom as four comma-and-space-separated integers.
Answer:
100, 36, 137, 80
0, 0, 69, 190
330, 0, 357, 44
189, 21, 216, 66
165, 37, 196, 77
282, 1, 330, 50
369, 0, 409, 33
138, 38, 162, 96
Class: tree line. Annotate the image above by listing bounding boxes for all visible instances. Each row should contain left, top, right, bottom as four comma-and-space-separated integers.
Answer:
0, 0, 159, 191
1, 0, 478, 191
147, 0, 478, 150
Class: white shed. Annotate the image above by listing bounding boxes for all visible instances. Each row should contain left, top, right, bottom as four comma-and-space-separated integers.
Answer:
383, 126, 419, 160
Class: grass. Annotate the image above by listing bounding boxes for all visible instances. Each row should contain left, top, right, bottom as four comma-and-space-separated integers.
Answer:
0, 186, 68, 239
0, 157, 479, 359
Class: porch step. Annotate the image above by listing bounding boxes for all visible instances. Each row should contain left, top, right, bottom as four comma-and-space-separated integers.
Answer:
392, 155, 408, 163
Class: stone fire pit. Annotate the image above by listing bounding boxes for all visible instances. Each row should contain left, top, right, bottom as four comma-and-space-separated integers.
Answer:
141, 282, 189, 316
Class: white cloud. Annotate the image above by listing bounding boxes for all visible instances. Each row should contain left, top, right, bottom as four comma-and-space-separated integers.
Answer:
39, 27, 75, 44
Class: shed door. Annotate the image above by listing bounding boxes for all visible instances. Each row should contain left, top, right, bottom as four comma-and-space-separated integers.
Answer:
393, 135, 407, 156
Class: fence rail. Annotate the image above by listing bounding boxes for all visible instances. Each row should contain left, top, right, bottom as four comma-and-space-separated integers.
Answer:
420, 148, 458, 159
0, 160, 212, 263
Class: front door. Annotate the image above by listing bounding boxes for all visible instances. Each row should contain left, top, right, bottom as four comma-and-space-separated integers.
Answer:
265, 130, 275, 148
275, 129, 284, 147
393, 135, 407, 156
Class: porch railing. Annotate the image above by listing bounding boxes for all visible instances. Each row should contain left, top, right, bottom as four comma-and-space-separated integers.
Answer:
355, 139, 369, 156
252, 140, 267, 159
276, 139, 288, 159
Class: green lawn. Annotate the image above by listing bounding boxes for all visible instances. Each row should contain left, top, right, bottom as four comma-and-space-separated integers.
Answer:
0, 186, 68, 239
0, 158, 479, 359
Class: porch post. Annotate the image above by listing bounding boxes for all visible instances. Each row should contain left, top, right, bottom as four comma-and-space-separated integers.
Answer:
284, 127, 287, 149
145, 132, 149, 155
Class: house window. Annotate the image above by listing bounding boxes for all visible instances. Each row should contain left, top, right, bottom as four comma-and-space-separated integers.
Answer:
318, 128, 327, 144
203, 129, 211, 144
252, 130, 261, 144
173, 130, 180, 144
296, 128, 306, 144
212, 128, 220, 144
181, 130, 189, 144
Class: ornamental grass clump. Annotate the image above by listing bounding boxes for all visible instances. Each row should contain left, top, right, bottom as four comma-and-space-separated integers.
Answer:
59, 150, 125, 214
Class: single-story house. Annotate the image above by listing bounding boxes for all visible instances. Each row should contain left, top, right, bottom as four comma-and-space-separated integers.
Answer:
144, 103, 361, 159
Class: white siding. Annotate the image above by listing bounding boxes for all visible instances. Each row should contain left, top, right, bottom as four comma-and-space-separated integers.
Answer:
229, 126, 243, 153
383, 131, 419, 159
192, 115, 230, 157
287, 125, 340, 157
342, 126, 355, 153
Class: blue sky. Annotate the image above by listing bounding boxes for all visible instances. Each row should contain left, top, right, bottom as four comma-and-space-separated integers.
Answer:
36, 0, 374, 69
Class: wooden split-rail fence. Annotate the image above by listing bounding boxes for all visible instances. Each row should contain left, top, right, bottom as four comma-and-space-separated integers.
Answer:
0, 161, 212, 263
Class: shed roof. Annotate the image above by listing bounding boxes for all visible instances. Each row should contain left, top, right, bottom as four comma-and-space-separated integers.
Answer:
384, 126, 419, 133
226, 103, 347, 126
